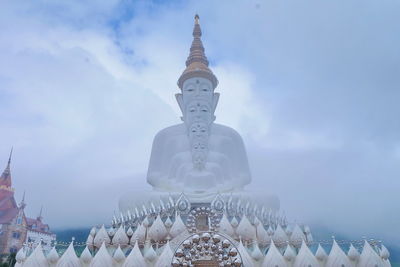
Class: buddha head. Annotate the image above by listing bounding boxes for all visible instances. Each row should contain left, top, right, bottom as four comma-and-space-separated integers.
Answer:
181, 77, 213, 103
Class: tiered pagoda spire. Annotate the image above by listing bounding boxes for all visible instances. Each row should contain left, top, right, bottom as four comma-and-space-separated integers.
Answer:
178, 14, 218, 89
0, 148, 13, 188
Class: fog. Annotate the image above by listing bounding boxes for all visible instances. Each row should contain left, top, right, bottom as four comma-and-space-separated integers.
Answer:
0, 0, 399, 246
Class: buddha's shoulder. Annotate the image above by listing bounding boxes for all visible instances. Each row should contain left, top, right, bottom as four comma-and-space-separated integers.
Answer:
153, 124, 186, 140
211, 123, 243, 140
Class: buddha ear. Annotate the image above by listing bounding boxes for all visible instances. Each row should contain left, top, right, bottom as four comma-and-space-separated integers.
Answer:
212, 93, 220, 114
175, 93, 185, 121
175, 93, 184, 113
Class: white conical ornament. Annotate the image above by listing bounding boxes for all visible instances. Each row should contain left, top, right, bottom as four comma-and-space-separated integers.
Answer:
230, 216, 239, 228
380, 244, 390, 260
24, 244, 49, 267
315, 244, 328, 262
86, 234, 94, 247
126, 227, 134, 237
256, 220, 270, 246
263, 240, 288, 267
113, 225, 129, 246
16, 247, 26, 263
144, 241, 157, 262
123, 241, 146, 267
219, 213, 235, 237
283, 244, 296, 262
267, 225, 274, 236
47, 247, 59, 265
251, 241, 264, 262
358, 240, 385, 267
325, 240, 352, 267
93, 225, 111, 248
164, 216, 173, 228
237, 240, 255, 267
148, 215, 168, 242
290, 224, 306, 248
169, 214, 187, 238
293, 240, 319, 267
131, 223, 146, 244
56, 242, 80, 267
236, 215, 256, 241
90, 242, 113, 267
80, 247, 93, 265
90, 227, 97, 236
154, 241, 173, 267
347, 244, 360, 262
113, 246, 126, 263
272, 224, 289, 248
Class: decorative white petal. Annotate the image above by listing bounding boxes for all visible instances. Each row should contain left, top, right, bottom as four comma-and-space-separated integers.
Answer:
123, 241, 146, 267
263, 240, 288, 267
218, 213, 235, 237
90, 227, 96, 236
231, 217, 239, 228
56, 242, 80, 267
257, 222, 270, 246
144, 242, 157, 262
169, 214, 187, 238
236, 215, 256, 241
358, 241, 386, 267
293, 240, 319, 267
380, 245, 390, 260
93, 225, 111, 248
90, 242, 113, 267
237, 240, 255, 267
16, 247, 26, 263
80, 247, 93, 264
113, 246, 126, 263
154, 241, 173, 267
325, 240, 352, 267
126, 227, 134, 237
272, 224, 289, 247
113, 225, 129, 246
315, 244, 328, 262
251, 242, 264, 262
347, 244, 360, 262
284, 244, 296, 262
148, 215, 168, 242
131, 224, 146, 245
164, 217, 173, 228
290, 224, 306, 248
24, 244, 49, 267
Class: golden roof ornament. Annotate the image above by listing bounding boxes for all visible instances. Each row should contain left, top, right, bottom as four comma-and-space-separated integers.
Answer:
177, 14, 218, 89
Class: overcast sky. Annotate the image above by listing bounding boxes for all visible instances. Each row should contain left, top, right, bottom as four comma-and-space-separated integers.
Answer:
0, 0, 399, 246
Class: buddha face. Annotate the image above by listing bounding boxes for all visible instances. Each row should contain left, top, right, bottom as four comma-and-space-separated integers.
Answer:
182, 77, 213, 104
191, 140, 208, 170
185, 100, 213, 126
188, 122, 208, 139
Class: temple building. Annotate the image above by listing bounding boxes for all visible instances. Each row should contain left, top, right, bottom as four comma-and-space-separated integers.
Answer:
0, 150, 56, 259
16, 15, 391, 267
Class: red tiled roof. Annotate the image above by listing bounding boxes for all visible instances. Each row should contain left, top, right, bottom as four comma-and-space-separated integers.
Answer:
26, 217, 51, 234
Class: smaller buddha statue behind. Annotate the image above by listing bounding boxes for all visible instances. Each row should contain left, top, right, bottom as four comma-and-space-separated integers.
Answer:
147, 15, 251, 194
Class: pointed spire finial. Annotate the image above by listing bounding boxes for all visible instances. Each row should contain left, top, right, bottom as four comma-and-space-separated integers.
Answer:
38, 205, 43, 220
194, 14, 200, 25
8, 147, 13, 166
19, 190, 26, 208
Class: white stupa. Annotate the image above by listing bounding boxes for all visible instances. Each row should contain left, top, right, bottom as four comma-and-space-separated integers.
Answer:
18, 15, 391, 267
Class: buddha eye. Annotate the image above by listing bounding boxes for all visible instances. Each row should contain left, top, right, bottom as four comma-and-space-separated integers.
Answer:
202, 88, 208, 92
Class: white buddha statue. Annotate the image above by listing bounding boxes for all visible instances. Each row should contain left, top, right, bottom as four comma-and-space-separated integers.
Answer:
147, 15, 251, 194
